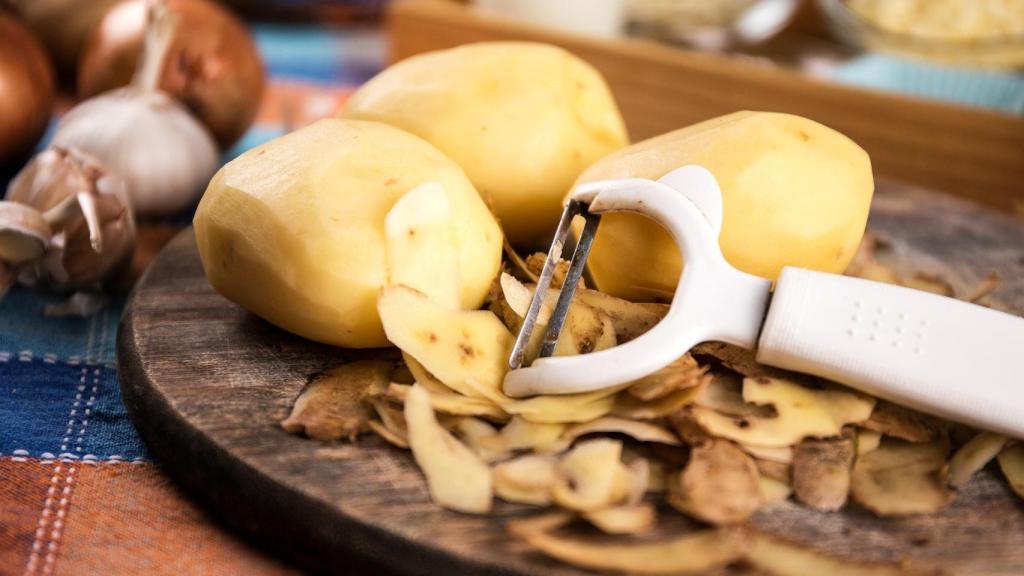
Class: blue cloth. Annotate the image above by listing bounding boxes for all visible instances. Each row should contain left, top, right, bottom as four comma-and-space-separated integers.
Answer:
1, 24, 383, 463
832, 54, 1024, 116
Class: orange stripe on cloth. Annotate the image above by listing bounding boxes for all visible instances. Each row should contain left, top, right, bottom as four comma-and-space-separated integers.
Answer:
0, 459, 53, 572
256, 80, 358, 130
45, 461, 296, 576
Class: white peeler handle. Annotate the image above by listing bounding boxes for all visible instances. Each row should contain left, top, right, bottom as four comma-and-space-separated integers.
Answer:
757, 267, 1024, 438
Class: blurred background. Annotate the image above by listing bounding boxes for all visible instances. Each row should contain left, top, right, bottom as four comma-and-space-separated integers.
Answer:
1, 0, 1021, 337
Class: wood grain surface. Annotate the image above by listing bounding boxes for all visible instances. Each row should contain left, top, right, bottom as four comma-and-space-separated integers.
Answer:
389, 0, 1024, 216
118, 181, 1024, 575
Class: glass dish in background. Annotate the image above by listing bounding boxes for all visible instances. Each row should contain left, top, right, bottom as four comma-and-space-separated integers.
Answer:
817, 0, 1024, 69
626, 0, 802, 51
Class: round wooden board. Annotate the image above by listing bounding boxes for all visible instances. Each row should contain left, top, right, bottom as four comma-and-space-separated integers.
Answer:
118, 182, 1024, 575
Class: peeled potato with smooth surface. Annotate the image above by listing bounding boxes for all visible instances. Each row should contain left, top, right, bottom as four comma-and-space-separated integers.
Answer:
194, 118, 502, 348
576, 111, 874, 300
343, 42, 629, 247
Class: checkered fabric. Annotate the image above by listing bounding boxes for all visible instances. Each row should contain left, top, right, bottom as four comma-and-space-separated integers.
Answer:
1, 23, 383, 576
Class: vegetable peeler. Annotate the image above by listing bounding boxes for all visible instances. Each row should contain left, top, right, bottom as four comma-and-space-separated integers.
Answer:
504, 165, 1024, 439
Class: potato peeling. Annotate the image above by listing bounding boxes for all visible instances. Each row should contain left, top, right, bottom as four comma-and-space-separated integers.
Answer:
384, 182, 461, 309
947, 432, 1008, 488
862, 400, 943, 443
741, 444, 794, 464
502, 386, 624, 424
626, 354, 708, 401
612, 382, 706, 420
367, 397, 409, 448
379, 285, 513, 401
471, 417, 569, 461
851, 438, 953, 516
997, 442, 1024, 499
400, 353, 508, 420
691, 342, 788, 378
280, 360, 392, 441
669, 440, 762, 525
582, 504, 657, 535
404, 385, 492, 513
493, 454, 560, 505
562, 417, 681, 446
553, 439, 629, 512
695, 372, 775, 418
792, 437, 855, 511
746, 532, 940, 576
573, 288, 668, 343
387, 382, 507, 420
277, 234, 1017, 574
759, 476, 792, 506
857, 429, 883, 456
368, 420, 409, 449
691, 378, 875, 448
499, 272, 616, 359
514, 526, 749, 575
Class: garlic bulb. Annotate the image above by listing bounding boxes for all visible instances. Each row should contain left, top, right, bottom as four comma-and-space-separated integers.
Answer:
50, 2, 219, 217
5, 147, 136, 291
51, 89, 219, 216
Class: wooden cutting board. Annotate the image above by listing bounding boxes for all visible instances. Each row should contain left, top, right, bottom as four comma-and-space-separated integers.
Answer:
117, 181, 1024, 576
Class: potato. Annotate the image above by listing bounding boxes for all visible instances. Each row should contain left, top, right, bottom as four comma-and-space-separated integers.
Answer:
343, 42, 628, 247
575, 111, 874, 300
194, 118, 502, 348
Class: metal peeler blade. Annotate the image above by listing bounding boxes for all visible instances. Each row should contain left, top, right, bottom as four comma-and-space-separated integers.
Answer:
507, 200, 601, 370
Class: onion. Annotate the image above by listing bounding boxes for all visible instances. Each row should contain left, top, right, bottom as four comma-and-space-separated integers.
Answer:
0, 13, 55, 167
4, 0, 121, 82
78, 0, 265, 148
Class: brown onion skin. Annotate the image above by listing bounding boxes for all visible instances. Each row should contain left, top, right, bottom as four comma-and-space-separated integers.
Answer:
0, 13, 55, 168
77, 0, 265, 149
4, 0, 121, 83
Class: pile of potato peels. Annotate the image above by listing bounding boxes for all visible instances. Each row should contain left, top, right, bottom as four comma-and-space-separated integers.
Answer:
281, 230, 1020, 575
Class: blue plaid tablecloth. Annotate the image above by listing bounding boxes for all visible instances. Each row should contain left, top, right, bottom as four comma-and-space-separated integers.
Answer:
1, 23, 382, 576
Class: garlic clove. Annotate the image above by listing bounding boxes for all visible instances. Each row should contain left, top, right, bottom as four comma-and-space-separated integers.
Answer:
75, 191, 104, 253
7, 147, 136, 291
43, 291, 108, 317
0, 201, 52, 264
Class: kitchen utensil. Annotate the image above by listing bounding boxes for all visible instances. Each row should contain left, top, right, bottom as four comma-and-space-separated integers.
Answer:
506, 165, 1024, 438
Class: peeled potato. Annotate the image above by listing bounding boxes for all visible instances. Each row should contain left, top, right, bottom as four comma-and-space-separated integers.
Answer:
575, 111, 874, 300
343, 42, 629, 247
194, 118, 502, 348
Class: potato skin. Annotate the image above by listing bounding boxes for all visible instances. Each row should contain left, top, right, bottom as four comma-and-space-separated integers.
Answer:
194, 118, 502, 348
576, 111, 874, 301
342, 42, 629, 248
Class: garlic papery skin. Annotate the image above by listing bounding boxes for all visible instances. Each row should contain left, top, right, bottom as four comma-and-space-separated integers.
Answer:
0, 201, 52, 264
50, 87, 219, 217
6, 147, 136, 291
